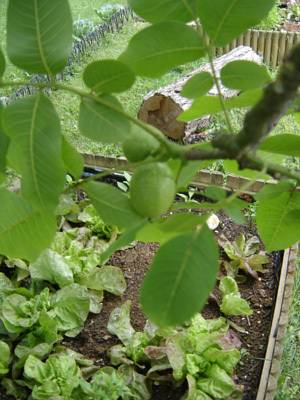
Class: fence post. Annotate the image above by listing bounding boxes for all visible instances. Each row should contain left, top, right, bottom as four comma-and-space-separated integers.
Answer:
271, 31, 280, 69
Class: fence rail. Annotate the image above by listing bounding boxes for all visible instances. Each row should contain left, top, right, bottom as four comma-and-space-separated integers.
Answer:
211, 29, 300, 68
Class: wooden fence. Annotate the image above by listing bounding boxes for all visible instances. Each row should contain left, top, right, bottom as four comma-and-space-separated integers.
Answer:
210, 29, 300, 69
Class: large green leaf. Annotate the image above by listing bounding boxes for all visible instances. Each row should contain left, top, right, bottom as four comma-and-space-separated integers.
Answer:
0, 48, 5, 79
0, 189, 56, 262
198, 0, 276, 46
128, 0, 199, 23
61, 137, 83, 180
256, 192, 300, 251
119, 22, 205, 78
100, 220, 147, 264
221, 60, 271, 91
3, 93, 65, 210
181, 72, 214, 99
140, 225, 219, 326
259, 134, 300, 157
79, 96, 131, 144
7, 0, 73, 74
137, 213, 206, 244
85, 266, 126, 296
179, 89, 262, 121
30, 250, 74, 288
83, 60, 135, 94
84, 181, 143, 229
0, 109, 9, 182
223, 160, 270, 180
50, 284, 90, 336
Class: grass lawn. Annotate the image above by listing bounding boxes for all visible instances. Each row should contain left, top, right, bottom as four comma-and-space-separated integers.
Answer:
51, 21, 206, 155
276, 258, 300, 399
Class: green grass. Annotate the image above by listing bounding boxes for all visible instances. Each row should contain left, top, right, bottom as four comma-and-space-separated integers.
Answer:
276, 259, 300, 399
0, 0, 128, 83
51, 21, 206, 155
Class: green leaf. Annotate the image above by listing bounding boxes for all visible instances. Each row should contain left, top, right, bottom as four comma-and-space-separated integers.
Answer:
256, 192, 300, 251
0, 108, 9, 182
256, 181, 295, 201
140, 225, 219, 327
219, 276, 239, 296
197, 364, 236, 398
224, 198, 248, 225
50, 284, 90, 336
128, 0, 199, 23
79, 96, 131, 144
182, 72, 214, 99
61, 138, 83, 180
204, 186, 227, 201
100, 220, 147, 264
1, 290, 50, 332
223, 160, 269, 180
85, 266, 126, 296
221, 60, 271, 91
0, 341, 10, 375
83, 60, 135, 94
0, 48, 6, 79
203, 347, 240, 375
198, 0, 276, 46
30, 250, 74, 288
137, 213, 206, 244
3, 93, 65, 210
259, 134, 300, 157
24, 355, 49, 384
107, 301, 135, 345
84, 181, 143, 229
7, 0, 73, 74
0, 189, 56, 261
119, 22, 205, 78
179, 89, 262, 121
220, 293, 253, 316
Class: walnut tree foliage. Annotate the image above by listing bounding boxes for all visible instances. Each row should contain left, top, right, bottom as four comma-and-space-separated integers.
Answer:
0, 0, 299, 327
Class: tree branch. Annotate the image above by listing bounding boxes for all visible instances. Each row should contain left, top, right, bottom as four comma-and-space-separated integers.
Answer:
183, 42, 300, 182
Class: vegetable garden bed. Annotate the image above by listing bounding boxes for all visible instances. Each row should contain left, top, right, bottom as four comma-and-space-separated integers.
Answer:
0, 154, 298, 400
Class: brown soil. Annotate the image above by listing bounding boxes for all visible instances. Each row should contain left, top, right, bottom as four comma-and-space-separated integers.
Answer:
62, 212, 280, 400
0, 213, 280, 400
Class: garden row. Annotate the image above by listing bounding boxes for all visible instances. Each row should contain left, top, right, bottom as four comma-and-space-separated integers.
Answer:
0, 169, 297, 399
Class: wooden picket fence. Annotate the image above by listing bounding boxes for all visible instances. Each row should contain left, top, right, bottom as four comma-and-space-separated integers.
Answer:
207, 29, 300, 69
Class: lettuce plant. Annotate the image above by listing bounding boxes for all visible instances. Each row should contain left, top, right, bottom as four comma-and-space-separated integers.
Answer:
29, 228, 126, 314
23, 353, 148, 400
107, 302, 243, 399
219, 234, 269, 279
0, 340, 10, 376
219, 277, 253, 317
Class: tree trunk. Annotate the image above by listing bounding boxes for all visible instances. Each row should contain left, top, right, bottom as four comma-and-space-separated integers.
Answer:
138, 46, 262, 140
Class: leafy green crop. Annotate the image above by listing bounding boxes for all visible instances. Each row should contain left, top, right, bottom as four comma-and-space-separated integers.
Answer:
0, 341, 10, 376
107, 302, 242, 399
219, 233, 269, 279
219, 276, 253, 317
1, 0, 300, 397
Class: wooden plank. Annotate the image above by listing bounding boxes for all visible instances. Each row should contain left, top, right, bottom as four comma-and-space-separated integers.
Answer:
82, 154, 300, 194
286, 32, 295, 60
256, 248, 291, 400
257, 244, 298, 400
264, 31, 273, 65
245, 30, 252, 47
271, 31, 280, 69
278, 31, 287, 65
251, 30, 259, 53
258, 31, 266, 58
237, 33, 244, 46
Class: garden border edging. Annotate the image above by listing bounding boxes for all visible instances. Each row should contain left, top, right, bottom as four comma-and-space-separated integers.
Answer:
83, 153, 299, 399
